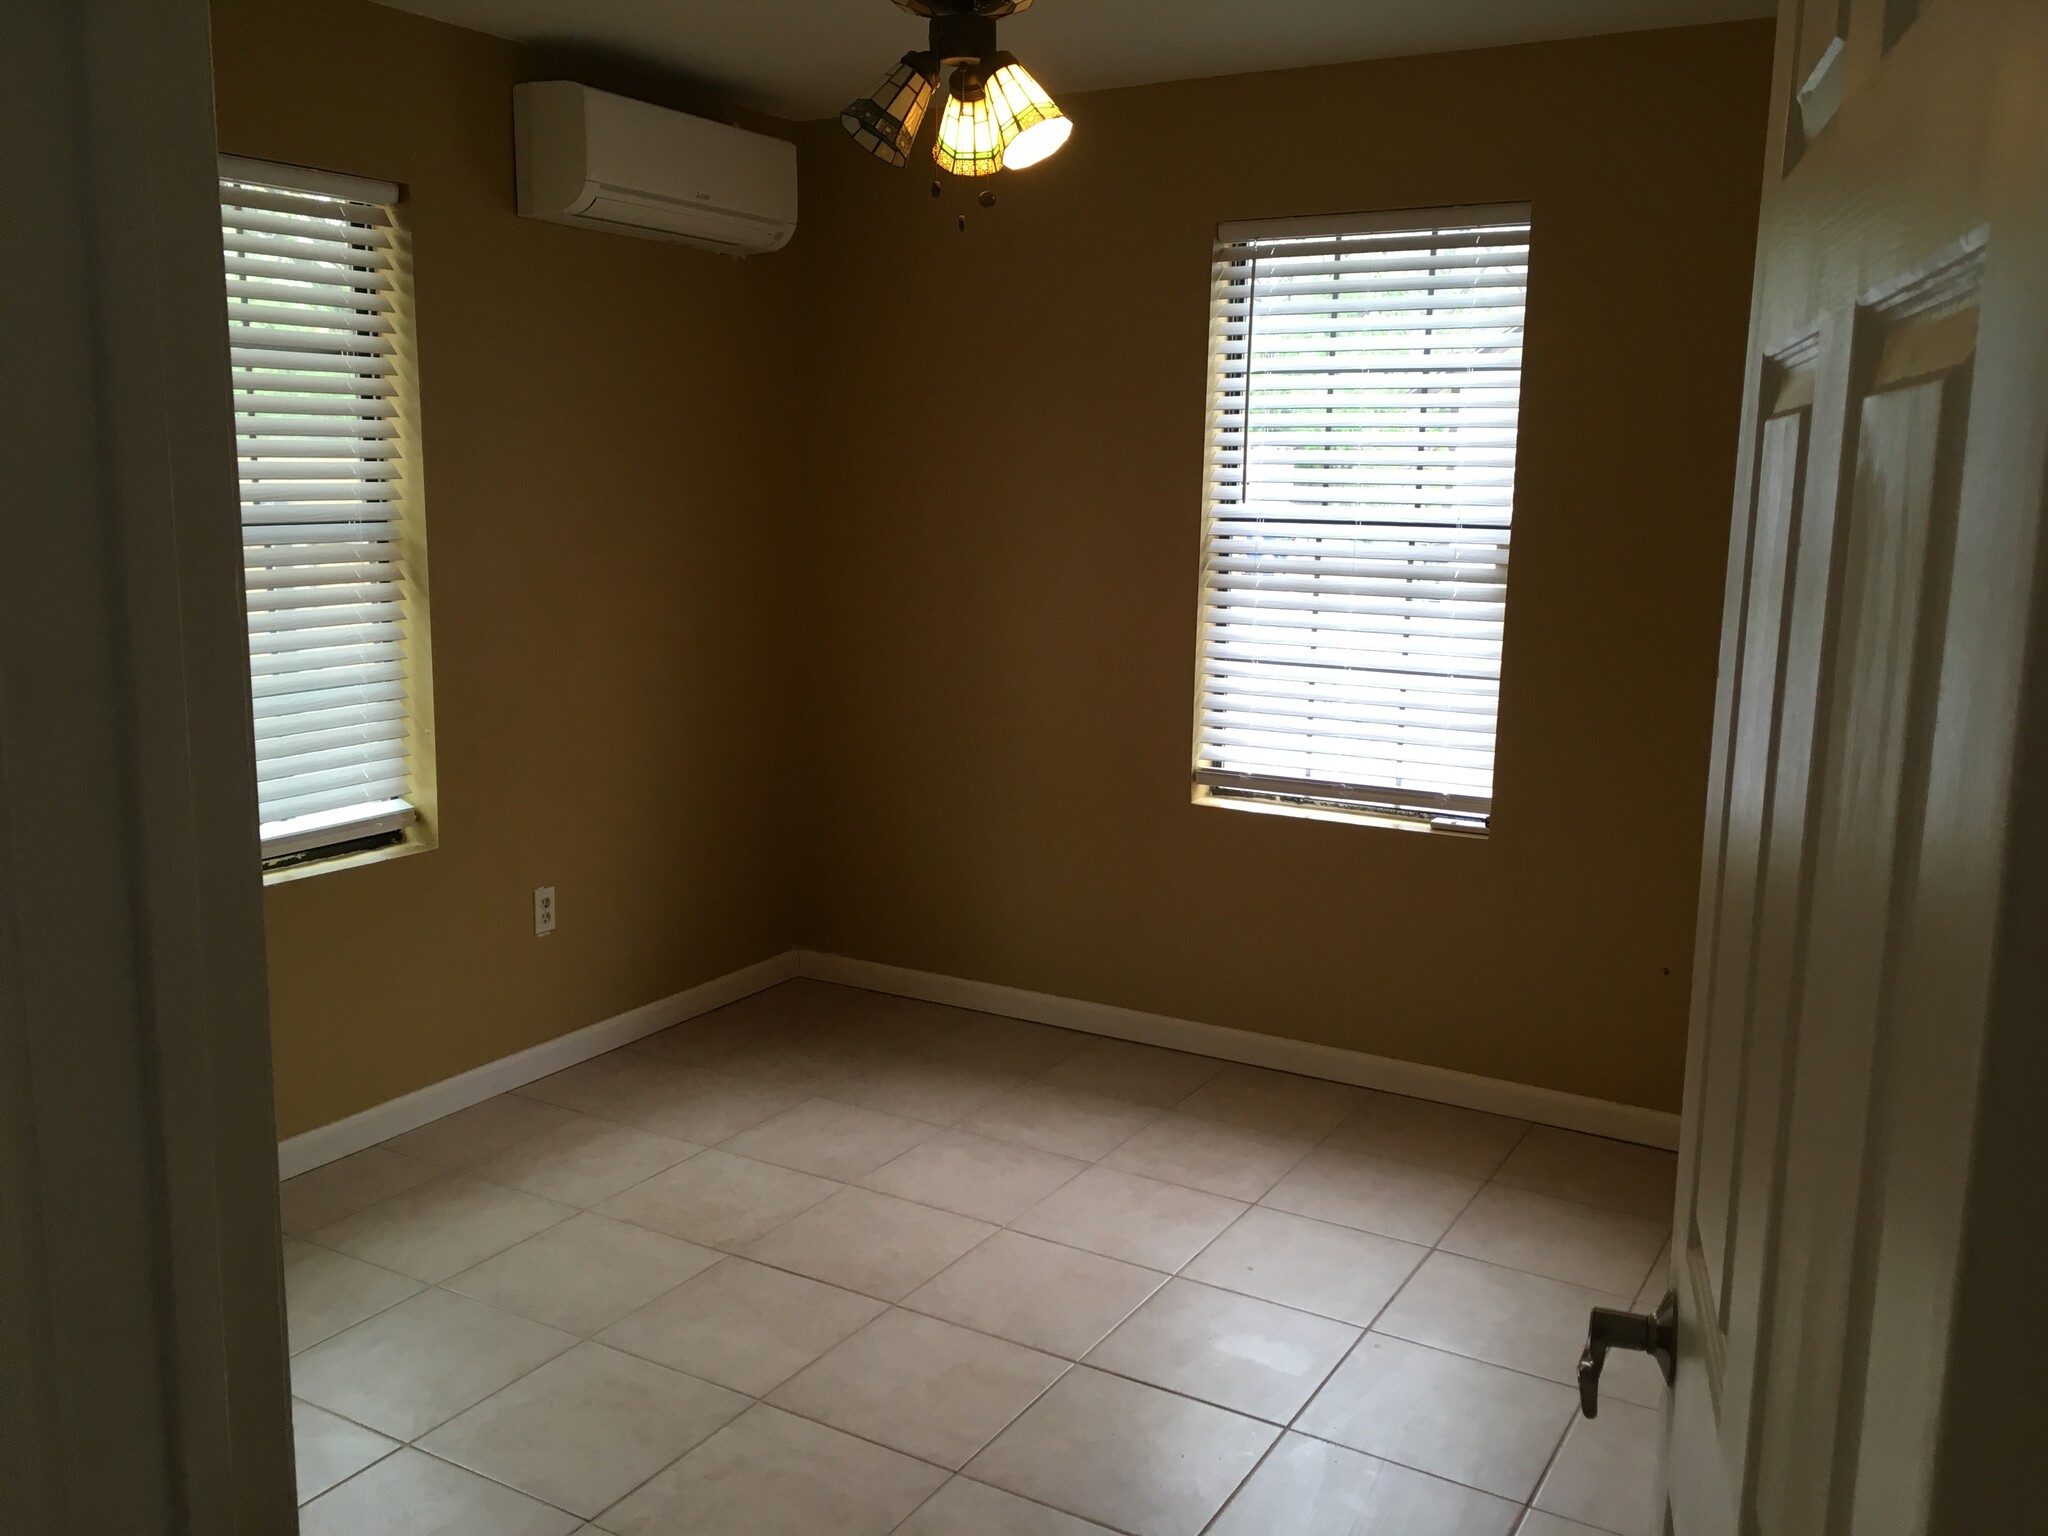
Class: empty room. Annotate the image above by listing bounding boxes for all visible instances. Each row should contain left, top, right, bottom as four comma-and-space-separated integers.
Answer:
10, 1, 2048, 1534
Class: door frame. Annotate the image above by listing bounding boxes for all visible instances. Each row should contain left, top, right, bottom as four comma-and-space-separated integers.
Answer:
1, 0, 295, 1529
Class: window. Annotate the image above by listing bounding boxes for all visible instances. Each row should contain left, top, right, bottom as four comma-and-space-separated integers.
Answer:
1193, 204, 1531, 831
218, 156, 433, 868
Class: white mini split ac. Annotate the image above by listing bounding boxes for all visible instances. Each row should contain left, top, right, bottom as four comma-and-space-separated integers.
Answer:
513, 81, 797, 255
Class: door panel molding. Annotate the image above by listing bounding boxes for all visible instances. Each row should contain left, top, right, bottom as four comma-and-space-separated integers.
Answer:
1668, 3, 2048, 1530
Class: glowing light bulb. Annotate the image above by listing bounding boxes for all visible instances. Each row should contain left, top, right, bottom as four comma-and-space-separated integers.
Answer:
984, 54, 1071, 170
933, 70, 1005, 178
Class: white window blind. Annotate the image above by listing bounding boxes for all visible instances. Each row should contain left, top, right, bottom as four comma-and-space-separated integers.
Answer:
1194, 204, 1531, 829
219, 157, 425, 863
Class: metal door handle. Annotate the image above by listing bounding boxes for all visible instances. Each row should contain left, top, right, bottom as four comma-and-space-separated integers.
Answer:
1578, 1290, 1677, 1418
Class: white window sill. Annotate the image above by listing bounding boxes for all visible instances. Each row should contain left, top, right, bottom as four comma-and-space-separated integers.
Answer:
1192, 785, 1490, 838
262, 829, 433, 887
260, 802, 434, 885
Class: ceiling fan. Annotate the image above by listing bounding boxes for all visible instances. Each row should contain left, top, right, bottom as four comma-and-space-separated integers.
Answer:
840, 0, 1073, 178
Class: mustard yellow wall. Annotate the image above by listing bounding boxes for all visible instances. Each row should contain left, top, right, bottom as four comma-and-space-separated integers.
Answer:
220, 3, 1770, 1136
210, 0, 804, 1138
793, 23, 1774, 1114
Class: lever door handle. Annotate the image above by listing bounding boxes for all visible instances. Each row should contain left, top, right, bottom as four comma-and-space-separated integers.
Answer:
1578, 1290, 1677, 1418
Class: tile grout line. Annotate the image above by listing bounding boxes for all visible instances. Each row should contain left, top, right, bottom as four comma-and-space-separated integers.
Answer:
1515, 1407, 1587, 1535
300, 1212, 1601, 1523
303, 1228, 1576, 1519
299, 1191, 1643, 1443
1191, 1428, 1292, 1536
292, 1016, 1139, 1511
289, 989, 1670, 1526
733, 1046, 1660, 1224
304, 1209, 1631, 1445
295, 1020, 1661, 1264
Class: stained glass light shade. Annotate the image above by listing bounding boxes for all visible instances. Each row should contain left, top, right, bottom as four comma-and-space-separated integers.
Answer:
842, 51, 940, 167
984, 53, 1071, 170
933, 78, 1005, 177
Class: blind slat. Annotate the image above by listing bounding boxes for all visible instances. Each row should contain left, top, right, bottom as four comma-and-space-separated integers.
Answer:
244, 581, 404, 613
241, 505, 405, 530
246, 562, 400, 593
228, 321, 389, 349
223, 279, 391, 312
231, 348, 396, 377
221, 182, 394, 224
1205, 693, 1499, 732
248, 660, 407, 699
1211, 510, 1513, 531
253, 695, 407, 738
239, 479, 398, 505
1217, 248, 1524, 279
222, 229, 392, 267
1214, 487, 1514, 510
1206, 576, 1507, 608
235, 455, 402, 479
237, 378, 397, 404
249, 642, 406, 679
249, 678, 406, 720
224, 254, 392, 289
1211, 557, 1510, 584
255, 740, 410, 786
1217, 464, 1516, 486
1222, 412, 1521, 430
250, 619, 404, 655
1201, 744, 1494, 792
236, 403, 397, 427
237, 436, 398, 458
1206, 661, 1501, 713
254, 717, 407, 761
1200, 723, 1495, 770
259, 776, 413, 824
236, 415, 399, 438
1204, 636, 1503, 683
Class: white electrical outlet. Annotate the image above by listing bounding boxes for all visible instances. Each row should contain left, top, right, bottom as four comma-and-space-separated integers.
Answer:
534, 886, 556, 937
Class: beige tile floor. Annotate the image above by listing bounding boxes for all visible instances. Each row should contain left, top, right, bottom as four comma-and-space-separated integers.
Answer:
283, 980, 1675, 1536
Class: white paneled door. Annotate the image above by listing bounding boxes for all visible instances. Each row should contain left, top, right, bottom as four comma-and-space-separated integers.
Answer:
1651, 2, 2048, 1534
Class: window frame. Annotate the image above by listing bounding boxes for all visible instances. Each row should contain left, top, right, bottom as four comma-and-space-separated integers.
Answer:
218, 154, 438, 879
1190, 202, 1532, 835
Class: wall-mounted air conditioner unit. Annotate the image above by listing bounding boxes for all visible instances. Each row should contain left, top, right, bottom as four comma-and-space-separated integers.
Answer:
513, 81, 797, 256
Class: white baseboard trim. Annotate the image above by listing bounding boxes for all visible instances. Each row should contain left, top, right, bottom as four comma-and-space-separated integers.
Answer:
279, 945, 1678, 1177
276, 951, 801, 1179
795, 950, 1681, 1151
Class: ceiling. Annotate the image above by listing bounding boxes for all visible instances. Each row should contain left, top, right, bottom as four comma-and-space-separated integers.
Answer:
373, 0, 1774, 120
